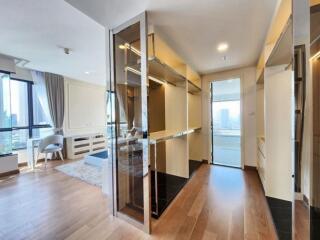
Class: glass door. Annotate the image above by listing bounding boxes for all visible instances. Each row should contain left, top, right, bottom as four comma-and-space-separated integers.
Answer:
211, 78, 242, 168
109, 12, 150, 233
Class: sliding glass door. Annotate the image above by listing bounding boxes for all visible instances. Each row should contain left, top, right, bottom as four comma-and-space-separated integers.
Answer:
109, 12, 150, 233
211, 78, 242, 168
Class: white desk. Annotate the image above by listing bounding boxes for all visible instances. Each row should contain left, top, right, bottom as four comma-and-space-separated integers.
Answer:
27, 138, 41, 169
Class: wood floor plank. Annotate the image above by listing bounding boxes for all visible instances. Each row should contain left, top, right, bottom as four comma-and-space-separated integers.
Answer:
0, 161, 277, 240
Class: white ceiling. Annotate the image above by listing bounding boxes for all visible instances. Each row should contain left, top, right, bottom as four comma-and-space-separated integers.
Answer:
67, 0, 278, 74
0, 0, 106, 85
0, 0, 278, 86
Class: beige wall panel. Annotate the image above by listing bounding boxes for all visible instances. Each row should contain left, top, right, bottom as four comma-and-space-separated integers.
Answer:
188, 93, 202, 128
165, 84, 187, 131
64, 77, 106, 136
165, 136, 188, 178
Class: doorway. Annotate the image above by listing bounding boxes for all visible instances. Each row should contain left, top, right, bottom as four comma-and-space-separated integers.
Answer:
211, 78, 242, 168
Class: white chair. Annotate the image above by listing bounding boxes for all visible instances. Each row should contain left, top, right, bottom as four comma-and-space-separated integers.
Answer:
37, 135, 64, 167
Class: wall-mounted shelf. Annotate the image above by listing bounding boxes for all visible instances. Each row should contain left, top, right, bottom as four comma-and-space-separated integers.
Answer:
266, 17, 292, 67
187, 80, 201, 94
149, 57, 186, 85
188, 126, 202, 132
126, 56, 186, 86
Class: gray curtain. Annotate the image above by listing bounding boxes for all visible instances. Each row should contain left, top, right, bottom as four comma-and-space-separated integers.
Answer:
44, 72, 64, 135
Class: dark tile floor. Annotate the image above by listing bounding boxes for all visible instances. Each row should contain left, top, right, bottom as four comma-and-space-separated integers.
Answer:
151, 161, 203, 218
267, 196, 292, 240
189, 160, 202, 176
151, 171, 188, 218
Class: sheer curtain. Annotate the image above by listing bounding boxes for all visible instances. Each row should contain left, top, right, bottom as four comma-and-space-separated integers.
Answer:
31, 70, 52, 127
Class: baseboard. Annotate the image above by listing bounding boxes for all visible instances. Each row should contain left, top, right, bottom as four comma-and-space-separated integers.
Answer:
295, 192, 309, 207
303, 194, 309, 206
244, 165, 257, 171
18, 158, 46, 168
202, 159, 209, 164
0, 169, 20, 178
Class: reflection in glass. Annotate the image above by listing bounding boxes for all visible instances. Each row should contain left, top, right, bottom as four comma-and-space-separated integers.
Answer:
292, 0, 315, 239
310, 2, 320, 239
113, 22, 145, 223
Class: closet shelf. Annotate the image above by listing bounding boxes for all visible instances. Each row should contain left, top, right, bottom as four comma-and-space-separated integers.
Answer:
125, 56, 186, 86
149, 129, 195, 144
187, 80, 201, 94
188, 126, 201, 131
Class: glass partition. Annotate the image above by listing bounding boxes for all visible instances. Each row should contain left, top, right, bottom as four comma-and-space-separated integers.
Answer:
310, 1, 320, 239
110, 12, 150, 232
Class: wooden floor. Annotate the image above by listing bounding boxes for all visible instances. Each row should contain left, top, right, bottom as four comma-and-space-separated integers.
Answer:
294, 200, 309, 240
0, 161, 277, 240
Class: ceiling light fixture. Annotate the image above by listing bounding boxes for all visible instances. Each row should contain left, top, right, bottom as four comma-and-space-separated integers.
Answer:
217, 43, 229, 52
85, 71, 90, 75
64, 47, 71, 55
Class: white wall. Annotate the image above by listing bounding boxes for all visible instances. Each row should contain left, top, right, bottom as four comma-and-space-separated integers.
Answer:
63, 77, 106, 136
264, 66, 293, 201
201, 67, 257, 167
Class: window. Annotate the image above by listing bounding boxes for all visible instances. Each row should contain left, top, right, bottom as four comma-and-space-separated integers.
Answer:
0, 73, 12, 155
0, 72, 51, 155
106, 90, 128, 139
10, 80, 29, 150
32, 88, 50, 126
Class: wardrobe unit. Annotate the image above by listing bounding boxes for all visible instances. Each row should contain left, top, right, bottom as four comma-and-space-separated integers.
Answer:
255, 0, 293, 238
111, 22, 203, 223
146, 32, 202, 218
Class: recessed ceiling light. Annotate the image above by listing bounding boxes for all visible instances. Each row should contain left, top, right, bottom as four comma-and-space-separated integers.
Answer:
217, 43, 229, 52
85, 71, 90, 75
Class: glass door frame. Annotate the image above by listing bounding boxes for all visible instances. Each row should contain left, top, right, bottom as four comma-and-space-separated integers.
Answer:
210, 77, 244, 169
109, 12, 151, 233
